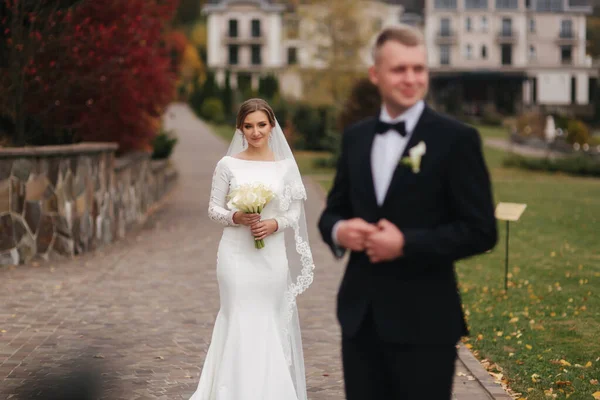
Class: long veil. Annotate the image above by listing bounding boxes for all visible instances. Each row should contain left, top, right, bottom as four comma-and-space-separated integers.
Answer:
225, 121, 315, 400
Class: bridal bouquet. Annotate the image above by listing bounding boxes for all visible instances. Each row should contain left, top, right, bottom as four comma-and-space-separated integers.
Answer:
227, 183, 275, 249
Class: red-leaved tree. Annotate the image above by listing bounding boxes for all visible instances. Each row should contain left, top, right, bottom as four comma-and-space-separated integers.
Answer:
1, 0, 180, 152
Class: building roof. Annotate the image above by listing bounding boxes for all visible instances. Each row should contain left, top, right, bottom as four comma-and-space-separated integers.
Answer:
203, 0, 286, 13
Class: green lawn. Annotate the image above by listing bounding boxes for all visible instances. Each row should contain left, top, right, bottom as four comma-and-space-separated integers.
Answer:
209, 122, 599, 399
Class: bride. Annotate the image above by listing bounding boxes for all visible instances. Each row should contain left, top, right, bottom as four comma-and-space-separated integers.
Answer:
189, 98, 316, 400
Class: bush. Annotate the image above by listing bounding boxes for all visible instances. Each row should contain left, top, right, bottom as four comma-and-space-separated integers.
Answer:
258, 75, 279, 100
151, 129, 178, 160
1, 0, 180, 151
566, 119, 590, 145
516, 111, 545, 138
222, 71, 233, 118
200, 98, 225, 124
337, 77, 381, 131
503, 154, 600, 177
481, 105, 503, 126
292, 104, 331, 151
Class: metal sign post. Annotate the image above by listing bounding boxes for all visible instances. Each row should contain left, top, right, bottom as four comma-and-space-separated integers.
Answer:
494, 203, 527, 291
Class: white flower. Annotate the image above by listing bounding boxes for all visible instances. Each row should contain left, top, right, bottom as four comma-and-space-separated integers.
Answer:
400, 141, 427, 173
227, 183, 275, 213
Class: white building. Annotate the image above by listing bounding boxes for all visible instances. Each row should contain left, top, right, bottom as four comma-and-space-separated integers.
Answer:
424, 0, 597, 115
203, 0, 597, 115
202, 0, 405, 99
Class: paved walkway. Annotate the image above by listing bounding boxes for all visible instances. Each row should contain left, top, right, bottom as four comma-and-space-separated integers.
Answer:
0, 104, 509, 399
484, 137, 567, 159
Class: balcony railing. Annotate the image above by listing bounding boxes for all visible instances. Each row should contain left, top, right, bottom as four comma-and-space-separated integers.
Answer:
497, 30, 517, 43
436, 30, 456, 44
559, 30, 574, 38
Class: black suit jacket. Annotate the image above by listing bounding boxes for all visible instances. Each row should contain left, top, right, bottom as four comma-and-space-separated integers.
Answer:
318, 105, 498, 345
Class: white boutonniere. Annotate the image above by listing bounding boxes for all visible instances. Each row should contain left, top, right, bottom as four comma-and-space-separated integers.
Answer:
399, 141, 426, 173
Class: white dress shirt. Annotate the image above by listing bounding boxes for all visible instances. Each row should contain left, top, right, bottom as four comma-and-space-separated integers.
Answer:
332, 100, 425, 249
371, 100, 425, 205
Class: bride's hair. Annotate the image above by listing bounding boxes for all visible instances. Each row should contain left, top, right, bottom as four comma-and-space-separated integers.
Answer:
236, 98, 276, 129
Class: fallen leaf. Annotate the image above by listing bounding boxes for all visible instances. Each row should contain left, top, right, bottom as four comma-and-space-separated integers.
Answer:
592, 391, 600, 400
590, 379, 598, 385
526, 344, 533, 350
555, 380, 571, 387
532, 373, 541, 383
559, 360, 572, 367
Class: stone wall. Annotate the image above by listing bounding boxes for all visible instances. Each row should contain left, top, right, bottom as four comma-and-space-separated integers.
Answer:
0, 143, 177, 265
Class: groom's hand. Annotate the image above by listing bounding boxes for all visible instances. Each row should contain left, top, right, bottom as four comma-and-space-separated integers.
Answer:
336, 218, 378, 252
365, 219, 405, 263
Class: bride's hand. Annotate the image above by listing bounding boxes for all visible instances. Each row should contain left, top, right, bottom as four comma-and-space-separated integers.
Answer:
251, 219, 278, 241
233, 212, 261, 226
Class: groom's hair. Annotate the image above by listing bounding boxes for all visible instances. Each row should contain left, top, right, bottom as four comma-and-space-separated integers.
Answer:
372, 24, 425, 63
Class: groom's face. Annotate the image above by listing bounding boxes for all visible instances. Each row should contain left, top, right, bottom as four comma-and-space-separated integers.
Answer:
369, 40, 429, 115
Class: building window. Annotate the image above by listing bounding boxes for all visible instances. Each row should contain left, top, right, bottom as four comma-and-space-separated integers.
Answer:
571, 76, 577, 104
287, 47, 298, 65
228, 19, 238, 37
526, 0, 531, 7
440, 45, 451, 65
440, 18, 451, 36
496, 0, 518, 8
501, 44, 512, 65
589, 77, 597, 103
481, 16, 488, 32
501, 18, 512, 36
316, 45, 329, 62
466, 17, 472, 32
251, 45, 261, 65
465, 44, 473, 59
529, 45, 536, 60
251, 19, 261, 37
481, 45, 487, 59
531, 77, 537, 104
569, 0, 590, 6
465, 0, 488, 8
560, 19, 573, 38
286, 18, 299, 39
529, 18, 535, 33
561, 45, 573, 64
536, 0, 563, 11
228, 45, 238, 65
435, 0, 457, 8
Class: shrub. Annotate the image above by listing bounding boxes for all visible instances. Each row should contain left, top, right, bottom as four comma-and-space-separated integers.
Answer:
566, 119, 590, 145
222, 70, 233, 120
337, 77, 381, 131
515, 111, 545, 138
200, 98, 225, 124
258, 75, 279, 101
1, 0, 180, 152
292, 104, 327, 150
151, 129, 178, 160
481, 105, 503, 126
503, 154, 600, 177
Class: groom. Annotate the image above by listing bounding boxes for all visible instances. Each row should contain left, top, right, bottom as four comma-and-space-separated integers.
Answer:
318, 25, 498, 399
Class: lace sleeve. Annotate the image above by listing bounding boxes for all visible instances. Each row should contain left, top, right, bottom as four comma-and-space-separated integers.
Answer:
274, 199, 301, 232
208, 159, 239, 227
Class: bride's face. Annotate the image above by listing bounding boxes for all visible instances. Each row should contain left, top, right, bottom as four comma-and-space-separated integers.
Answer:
241, 111, 272, 149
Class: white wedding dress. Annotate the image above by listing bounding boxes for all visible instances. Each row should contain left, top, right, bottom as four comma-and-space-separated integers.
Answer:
189, 156, 308, 400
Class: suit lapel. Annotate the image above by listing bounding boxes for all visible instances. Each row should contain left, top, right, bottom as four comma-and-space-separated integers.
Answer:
357, 119, 379, 212
381, 106, 435, 209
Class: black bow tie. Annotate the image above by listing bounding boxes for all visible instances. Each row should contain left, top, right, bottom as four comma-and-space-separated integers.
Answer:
374, 120, 407, 136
